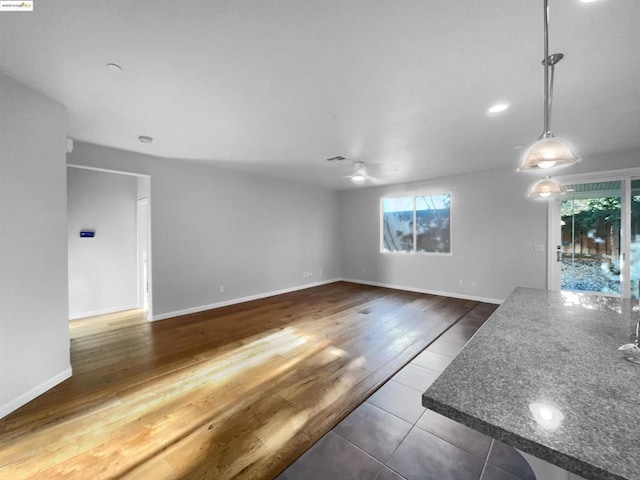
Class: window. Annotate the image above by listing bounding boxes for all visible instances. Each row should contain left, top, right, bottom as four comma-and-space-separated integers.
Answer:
381, 193, 451, 254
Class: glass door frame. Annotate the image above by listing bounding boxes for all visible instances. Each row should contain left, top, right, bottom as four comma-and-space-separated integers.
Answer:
548, 167, 640, 298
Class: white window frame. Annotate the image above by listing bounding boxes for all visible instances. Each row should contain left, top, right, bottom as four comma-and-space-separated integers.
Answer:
380, 192, 452, 256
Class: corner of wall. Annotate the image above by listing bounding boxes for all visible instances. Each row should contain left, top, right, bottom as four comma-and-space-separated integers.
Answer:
0, 367, 72, 420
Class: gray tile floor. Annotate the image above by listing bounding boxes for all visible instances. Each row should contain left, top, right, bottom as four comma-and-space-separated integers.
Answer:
276, 303, 587, 480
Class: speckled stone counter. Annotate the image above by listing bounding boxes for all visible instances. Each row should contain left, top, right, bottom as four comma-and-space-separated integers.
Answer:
423, 287, 640, 480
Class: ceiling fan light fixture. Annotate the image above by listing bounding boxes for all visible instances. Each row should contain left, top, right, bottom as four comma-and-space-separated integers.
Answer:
351, 161, 366, 183
518, 135, 579, 171
528, 176, 564, 198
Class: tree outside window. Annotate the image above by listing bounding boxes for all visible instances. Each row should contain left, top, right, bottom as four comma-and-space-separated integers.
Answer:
382, 193, 451, 254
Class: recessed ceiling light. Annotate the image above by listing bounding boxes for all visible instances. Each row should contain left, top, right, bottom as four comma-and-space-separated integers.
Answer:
580, 0, 598, 3
138, 135, 153, 144
107, 63, 123, 72
488, 103, 510, 114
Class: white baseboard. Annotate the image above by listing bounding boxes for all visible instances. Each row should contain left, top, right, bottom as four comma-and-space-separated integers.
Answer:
0, 367, 72, 420
340, 278, 503, 305
69, 304, 139, 321
152, 278, 341, 321
153, 278, 502, 322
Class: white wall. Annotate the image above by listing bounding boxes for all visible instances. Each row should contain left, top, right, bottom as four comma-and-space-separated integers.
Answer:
67, 168, 138, 318
340, 169, 550, 303
0, 73, 71, 418
68, 142, 342, 319
339, 147, 640, 303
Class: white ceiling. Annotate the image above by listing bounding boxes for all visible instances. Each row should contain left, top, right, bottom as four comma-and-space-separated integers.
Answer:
1, 0, 639, 190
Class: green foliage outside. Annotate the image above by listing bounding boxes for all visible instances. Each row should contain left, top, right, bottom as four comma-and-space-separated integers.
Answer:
561, 195, 640, 297
561, 196, 640, 231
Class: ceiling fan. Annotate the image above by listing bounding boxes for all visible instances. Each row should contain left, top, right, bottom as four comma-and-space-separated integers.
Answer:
326, 156, 383, 185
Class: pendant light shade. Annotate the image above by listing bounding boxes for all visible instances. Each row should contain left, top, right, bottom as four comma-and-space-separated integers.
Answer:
518, 0, 579, 173
518, 135, 579, 171
528, 176, 564, 198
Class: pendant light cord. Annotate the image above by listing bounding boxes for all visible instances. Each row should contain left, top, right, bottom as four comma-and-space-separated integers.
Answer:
548, 63, 555, 135
543, 0, 551, 137
518, 0, 579, 176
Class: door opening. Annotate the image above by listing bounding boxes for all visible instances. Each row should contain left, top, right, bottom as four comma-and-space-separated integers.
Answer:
548, 170, 640, 299
67, 165, 153, 321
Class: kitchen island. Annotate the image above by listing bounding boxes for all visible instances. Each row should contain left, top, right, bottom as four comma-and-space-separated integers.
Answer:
423, 287, 640, 480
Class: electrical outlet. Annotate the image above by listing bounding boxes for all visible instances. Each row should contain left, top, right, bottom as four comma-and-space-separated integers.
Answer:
219, 285, 224, 293
471, 281, 477, 288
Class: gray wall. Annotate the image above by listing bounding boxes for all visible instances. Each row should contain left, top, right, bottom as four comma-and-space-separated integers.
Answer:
67, 168, 138, 318
3, 69, 636, 419
0, 73, 71, 417
68, 142, 342, 319
339, 148, 640, 303
339, 169, 549, 302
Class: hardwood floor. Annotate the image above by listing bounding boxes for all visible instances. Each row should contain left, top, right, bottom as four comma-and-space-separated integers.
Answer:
0, 282, 489, 479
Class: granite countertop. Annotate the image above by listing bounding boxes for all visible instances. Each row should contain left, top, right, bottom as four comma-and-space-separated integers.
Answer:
423, 287, 640, 480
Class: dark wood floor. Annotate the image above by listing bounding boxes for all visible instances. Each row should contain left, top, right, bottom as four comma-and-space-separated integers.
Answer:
0, 282, 495, 479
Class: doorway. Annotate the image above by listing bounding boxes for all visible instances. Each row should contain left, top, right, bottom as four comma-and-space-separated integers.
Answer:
67, 165, 153, 320
548, 170, 640, 299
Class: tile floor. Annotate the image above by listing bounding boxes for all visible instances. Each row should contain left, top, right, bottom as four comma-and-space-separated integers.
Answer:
275, 303, 588, 480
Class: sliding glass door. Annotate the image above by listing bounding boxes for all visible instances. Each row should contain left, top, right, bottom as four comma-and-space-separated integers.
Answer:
630, 179, 640, 299
549, 172, 640, 299
560, 181, 622, 295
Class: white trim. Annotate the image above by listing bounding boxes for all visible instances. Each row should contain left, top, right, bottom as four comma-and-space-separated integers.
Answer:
340, 278, 503, 305
69, 304, 139, 321
380, 192, 452, 255
554, 167, 640, 185
152, 277, 502, 322
0, 367, 72, 420
622, 178, 632, 299
547, 197, 562, 290
152, 279, 341, 321
67, 164, 149, 179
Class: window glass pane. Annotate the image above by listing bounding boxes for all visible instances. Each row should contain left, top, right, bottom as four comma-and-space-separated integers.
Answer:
631, 179, 640, 299
560, 182, 621, 295
415, 193, 451, 253
382, 197, 414, 252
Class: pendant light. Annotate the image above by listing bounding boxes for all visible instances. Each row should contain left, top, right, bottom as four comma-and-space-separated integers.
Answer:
528, 176, 564, 198
518, 0, 579, 172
